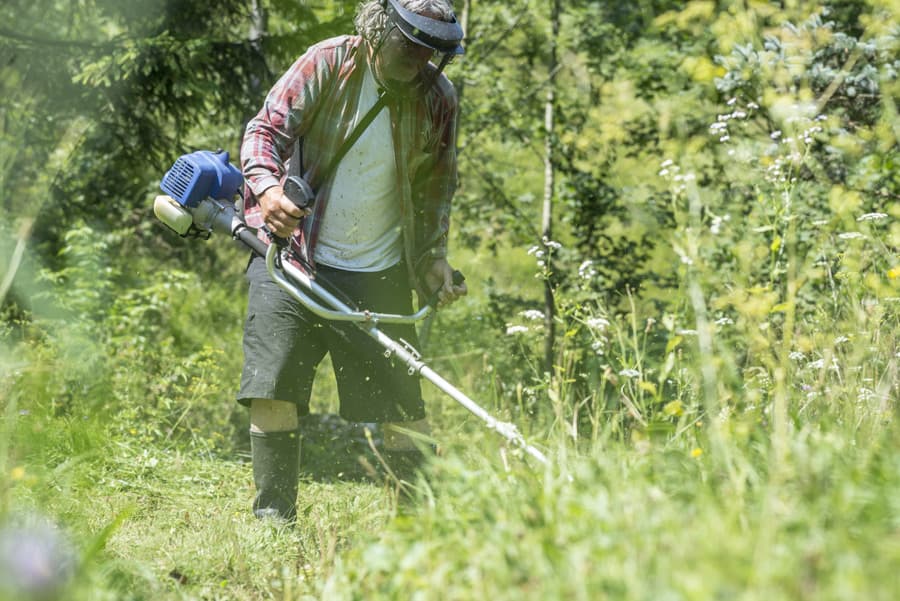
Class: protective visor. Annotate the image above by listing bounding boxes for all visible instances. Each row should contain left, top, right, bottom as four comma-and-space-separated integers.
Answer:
385, 0, 465, 55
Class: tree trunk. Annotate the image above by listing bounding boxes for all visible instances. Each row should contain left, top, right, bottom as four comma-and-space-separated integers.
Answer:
542, 0, 560, 378
245, 0, 271, 125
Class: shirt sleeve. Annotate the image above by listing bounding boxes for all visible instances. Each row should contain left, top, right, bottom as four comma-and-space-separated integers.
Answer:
414, 81, 459, 264
240, 42, 337, 198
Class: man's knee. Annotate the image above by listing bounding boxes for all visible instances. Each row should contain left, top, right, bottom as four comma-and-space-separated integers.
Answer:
250, 399, 298, 433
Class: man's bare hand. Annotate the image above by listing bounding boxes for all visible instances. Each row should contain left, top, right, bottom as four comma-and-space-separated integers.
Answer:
259, 185, 310, 238
425, 258, 467, 308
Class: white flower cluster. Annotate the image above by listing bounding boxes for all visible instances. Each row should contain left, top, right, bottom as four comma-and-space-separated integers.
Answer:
527, 237, 563, 272
857, 213, 888, 222
519, 309, 545, 321
657, 159, 696, 195
586, 316, 610, 331
708, 99, 759, 147
710, 213, 731, 235
578, 260, 597, 280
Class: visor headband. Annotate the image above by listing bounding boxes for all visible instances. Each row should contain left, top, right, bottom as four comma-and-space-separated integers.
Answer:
385, 0, 465, 55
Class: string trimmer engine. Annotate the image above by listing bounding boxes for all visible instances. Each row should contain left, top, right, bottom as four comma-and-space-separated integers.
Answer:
153, 150, 244, 239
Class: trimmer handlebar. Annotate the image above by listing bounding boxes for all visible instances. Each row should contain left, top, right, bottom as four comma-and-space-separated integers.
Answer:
265, 245, 463, 325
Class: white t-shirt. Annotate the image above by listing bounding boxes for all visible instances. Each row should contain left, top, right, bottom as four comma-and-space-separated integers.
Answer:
313, 66, 401, 271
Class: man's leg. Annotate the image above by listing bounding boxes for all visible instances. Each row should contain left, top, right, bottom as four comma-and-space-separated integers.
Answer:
383, 418, 431, 451
318, 264, 432, 482
239, 256, 324, 521
383, 419, 435, 481
249, 399, 301, 521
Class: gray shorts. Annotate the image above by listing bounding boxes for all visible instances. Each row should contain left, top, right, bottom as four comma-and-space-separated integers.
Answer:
237, 255, 425, 423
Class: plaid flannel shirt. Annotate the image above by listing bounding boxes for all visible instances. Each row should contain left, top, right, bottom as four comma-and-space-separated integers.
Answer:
240, 35, 459, 294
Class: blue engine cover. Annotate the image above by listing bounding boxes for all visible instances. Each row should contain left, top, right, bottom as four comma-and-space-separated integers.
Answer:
160, 150, 243, 208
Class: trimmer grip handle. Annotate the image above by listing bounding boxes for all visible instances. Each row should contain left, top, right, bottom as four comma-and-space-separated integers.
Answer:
283, 176, 314, 211
268, 176, 315, 248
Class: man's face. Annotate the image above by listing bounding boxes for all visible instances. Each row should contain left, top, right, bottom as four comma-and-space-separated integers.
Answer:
373, 10, 439, 83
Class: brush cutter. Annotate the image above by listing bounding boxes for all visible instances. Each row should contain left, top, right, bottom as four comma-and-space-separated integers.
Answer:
153, 149, 551, 470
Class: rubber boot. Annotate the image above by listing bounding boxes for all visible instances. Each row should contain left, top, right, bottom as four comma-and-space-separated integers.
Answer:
383, 444, 436, 484
250, 429, 300, 522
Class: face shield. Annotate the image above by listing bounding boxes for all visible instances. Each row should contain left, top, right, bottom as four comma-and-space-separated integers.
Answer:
384, 0, 465, 57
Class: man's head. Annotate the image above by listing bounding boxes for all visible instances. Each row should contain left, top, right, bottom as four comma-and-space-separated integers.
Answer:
356, 0, 463, 84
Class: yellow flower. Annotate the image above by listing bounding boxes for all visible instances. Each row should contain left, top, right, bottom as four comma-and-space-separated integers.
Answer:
888, 266, 900, 280
10, 466, 25, 480
664, 400, 684, 417
690, 448, 703, 458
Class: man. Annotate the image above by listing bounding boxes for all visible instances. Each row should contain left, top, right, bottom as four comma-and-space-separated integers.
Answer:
238, 0, 468, 521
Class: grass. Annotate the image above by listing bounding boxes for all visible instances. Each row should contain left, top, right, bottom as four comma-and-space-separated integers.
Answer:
2, 236, 899, 601
2, 353, 898, 601
2, 220, 898, 600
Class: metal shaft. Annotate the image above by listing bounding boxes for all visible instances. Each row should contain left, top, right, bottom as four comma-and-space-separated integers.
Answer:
268, 246, 552, 469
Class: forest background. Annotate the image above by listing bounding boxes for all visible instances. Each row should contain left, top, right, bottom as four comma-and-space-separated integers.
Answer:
1, 0, 898, 599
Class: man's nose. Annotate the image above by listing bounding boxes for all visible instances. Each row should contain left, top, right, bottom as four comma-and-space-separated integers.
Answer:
409, 45, 434, 63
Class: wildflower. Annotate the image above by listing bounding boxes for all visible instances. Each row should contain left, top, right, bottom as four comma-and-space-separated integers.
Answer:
691, 447, 703, 458
519, 310, 545, 321
857, 213, 888, 222
578, 260, 597, 279
664, 400, 684, 417
747, 101, 759, 109
543, 238, 562, 250
505, 325, 529, 335
0, 519, 76, 597
586, 317, 610, 330
771, 130, 782, 140
10, 467, 25, 481
659, 168, 670, 176
888, 267, 900, 280
857, 388, 875, 402
789, 351, 805, 361
838, 232, 866, 240
727, 97, 737, 106
619, 368, 641, 378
